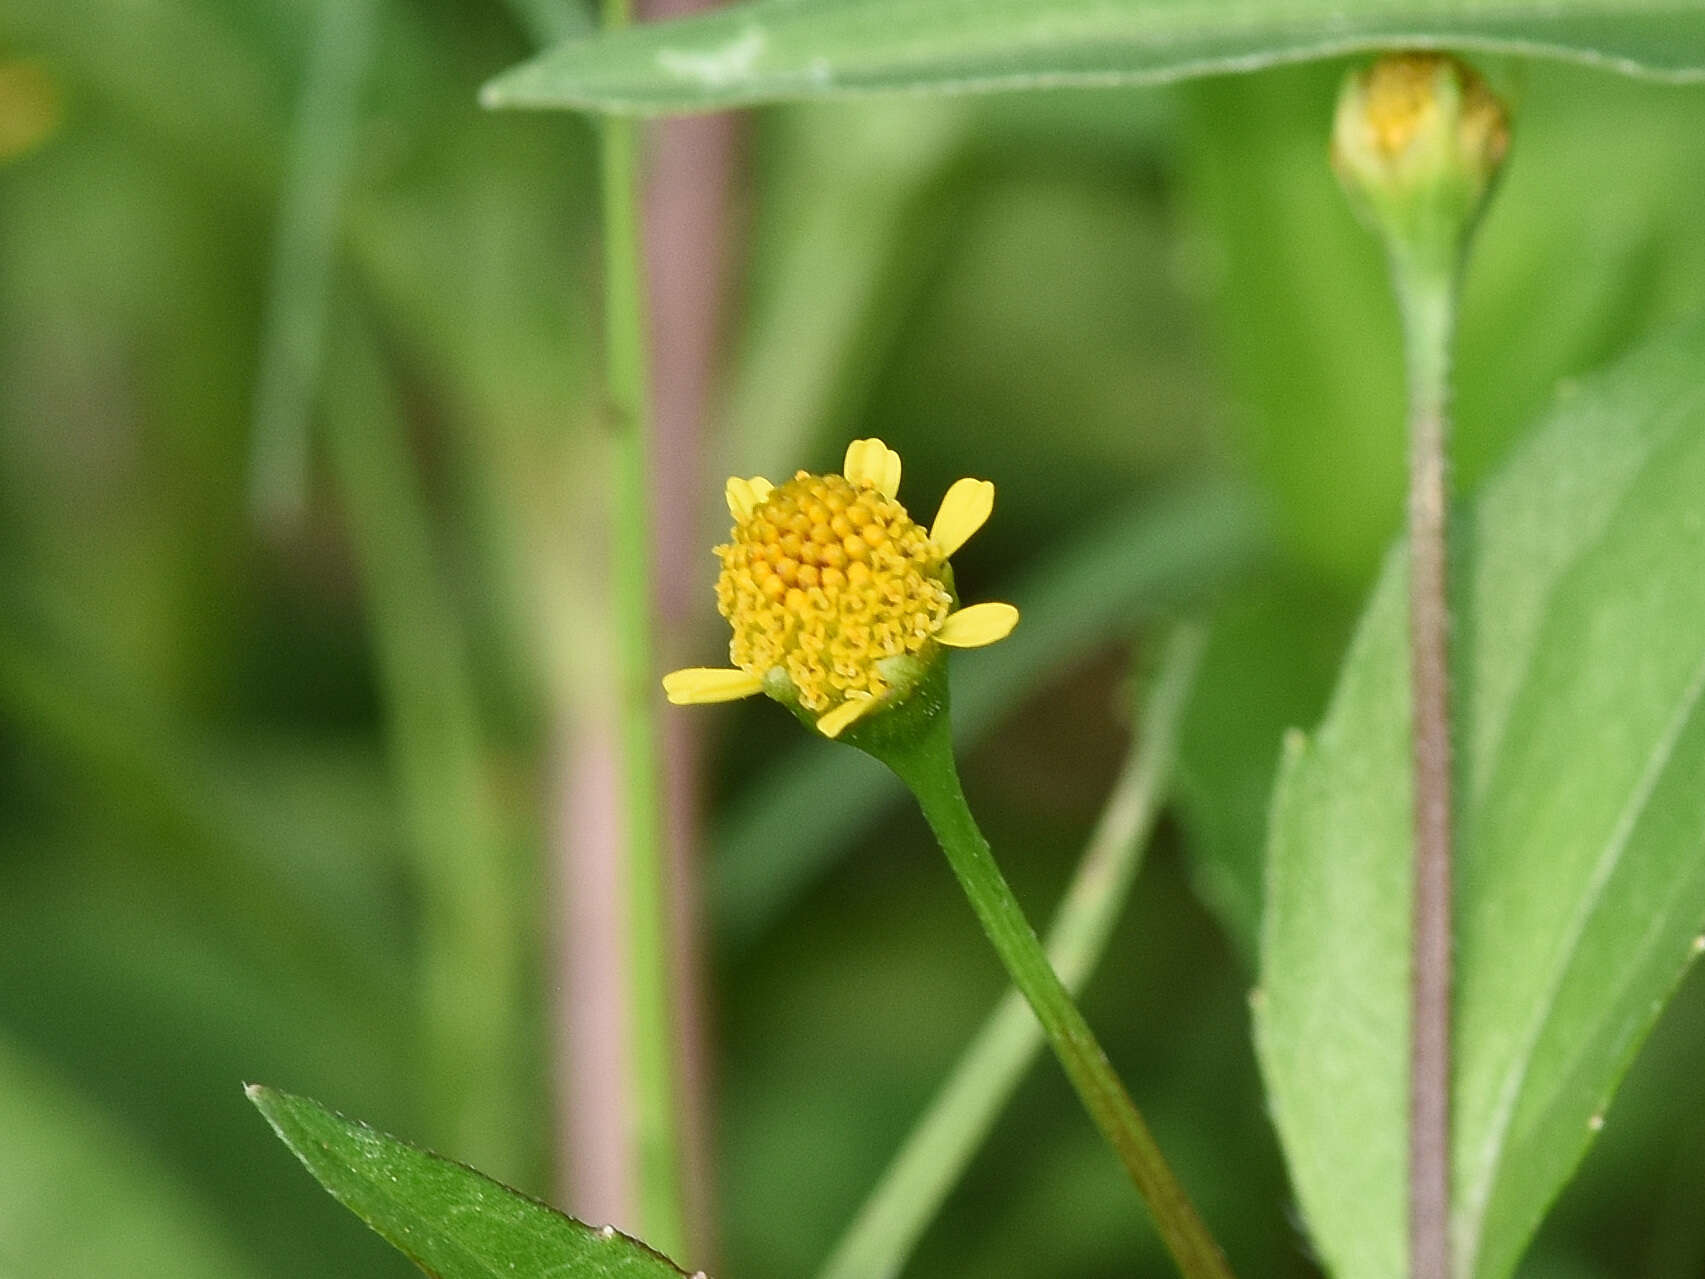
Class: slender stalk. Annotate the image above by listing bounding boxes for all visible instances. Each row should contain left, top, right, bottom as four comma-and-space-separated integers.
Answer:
1392, 248, 1458, 1279
821, 629, 1205, 1279
1329, 55, 1505, 1272
640, 40, 741, 1253
874, 698, 1235, 1279
597, 5, 686, 1254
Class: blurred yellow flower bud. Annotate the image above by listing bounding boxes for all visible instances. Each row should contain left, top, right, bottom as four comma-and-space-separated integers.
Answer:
0, 60, 63, 164
1331, 53, 1510, 270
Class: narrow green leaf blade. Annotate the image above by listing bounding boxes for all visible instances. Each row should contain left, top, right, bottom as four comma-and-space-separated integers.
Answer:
479, 0, 1705, 115
1257, 314, 1705, 1278
247, 1087, 693, 1278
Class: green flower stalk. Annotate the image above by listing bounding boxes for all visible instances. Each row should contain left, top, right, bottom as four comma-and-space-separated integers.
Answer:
1332, 52, 1510, 1279
665, 439, 1234, 1279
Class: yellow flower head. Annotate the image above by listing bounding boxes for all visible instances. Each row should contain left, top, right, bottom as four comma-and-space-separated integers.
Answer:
664, 438, 1018, 739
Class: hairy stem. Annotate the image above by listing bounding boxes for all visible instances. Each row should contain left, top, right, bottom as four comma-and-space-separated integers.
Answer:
874, 694, 1235, 1279
821, 629, 1205, 1279
1393, 248, 1457, 1279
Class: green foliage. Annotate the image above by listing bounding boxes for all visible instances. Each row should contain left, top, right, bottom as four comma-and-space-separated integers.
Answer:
249, 1087, 692, 1279
481, 0, 1705, 114
1258, 314, 1705, 1278
7, 0, 1705, 1274
0, 1039, 263, 1279
1173, 582, 1356, 958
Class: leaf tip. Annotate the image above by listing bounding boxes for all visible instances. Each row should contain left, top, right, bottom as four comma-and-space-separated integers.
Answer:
244, 1083, 288, 1129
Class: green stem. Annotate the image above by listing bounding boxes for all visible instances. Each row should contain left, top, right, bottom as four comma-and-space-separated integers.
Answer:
1389, 243, 1459, 1279
821, 628, 1206, 1279
871, 681, 1235, 1279
597, 17, 685, 1257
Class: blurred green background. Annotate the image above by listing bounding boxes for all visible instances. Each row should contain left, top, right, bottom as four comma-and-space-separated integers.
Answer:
3, 2, 1705, 1276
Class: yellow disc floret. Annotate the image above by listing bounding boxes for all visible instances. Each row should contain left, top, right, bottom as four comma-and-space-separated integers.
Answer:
715, 470, 952, 715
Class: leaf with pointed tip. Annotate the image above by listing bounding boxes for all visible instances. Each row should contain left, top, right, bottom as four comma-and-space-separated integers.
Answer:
248, 1087, 694, 1279
480, 0, 1705, 116
1257, 312, 1705, 1279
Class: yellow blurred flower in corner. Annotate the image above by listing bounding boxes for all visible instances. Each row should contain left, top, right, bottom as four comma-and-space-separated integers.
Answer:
664, 437, 1018, 739
0, 61, 63, 164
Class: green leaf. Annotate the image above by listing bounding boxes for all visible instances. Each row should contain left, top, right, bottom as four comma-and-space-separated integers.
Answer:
479, 0, 1705, 115
1257, 313, 1705, 1279
247, 1087, 694, 1278
1172, 579, 1356, 961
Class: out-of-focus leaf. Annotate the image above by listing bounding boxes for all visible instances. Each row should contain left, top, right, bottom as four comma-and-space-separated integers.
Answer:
1258, 314, 1705, 1279
0, 617, 406, 974
721, 100, 972, 486
0, 0, 284, 186
249, 0, 380, 531
320, 315, 536, 1186
248, 1087, 692, 1278
1175, 63, 1404, 586
480, 0, 1705, 115
712, 477, 1268, 947
0, 1039, 263, 1279
503, 0, 596, 48
1172, 580, 1355, 960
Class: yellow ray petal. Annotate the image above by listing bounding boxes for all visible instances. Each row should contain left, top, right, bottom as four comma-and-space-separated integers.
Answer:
876, 445, 901, 499
724, 475, 773, 523
935, 602, 1019, 649
841, 439, 875, 487
662, 667, 765, 704
816, 695, 879, 739
843, 438, 902, 498
929, 477, 995, 558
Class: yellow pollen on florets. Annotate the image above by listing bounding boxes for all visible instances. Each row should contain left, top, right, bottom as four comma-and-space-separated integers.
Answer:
714, 470, 952, 714
1362, 55, 1439, 158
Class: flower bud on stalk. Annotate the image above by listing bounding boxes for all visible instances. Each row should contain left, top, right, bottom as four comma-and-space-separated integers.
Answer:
1332, 53, 1510, 278
1331, 51, 1510, 1279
